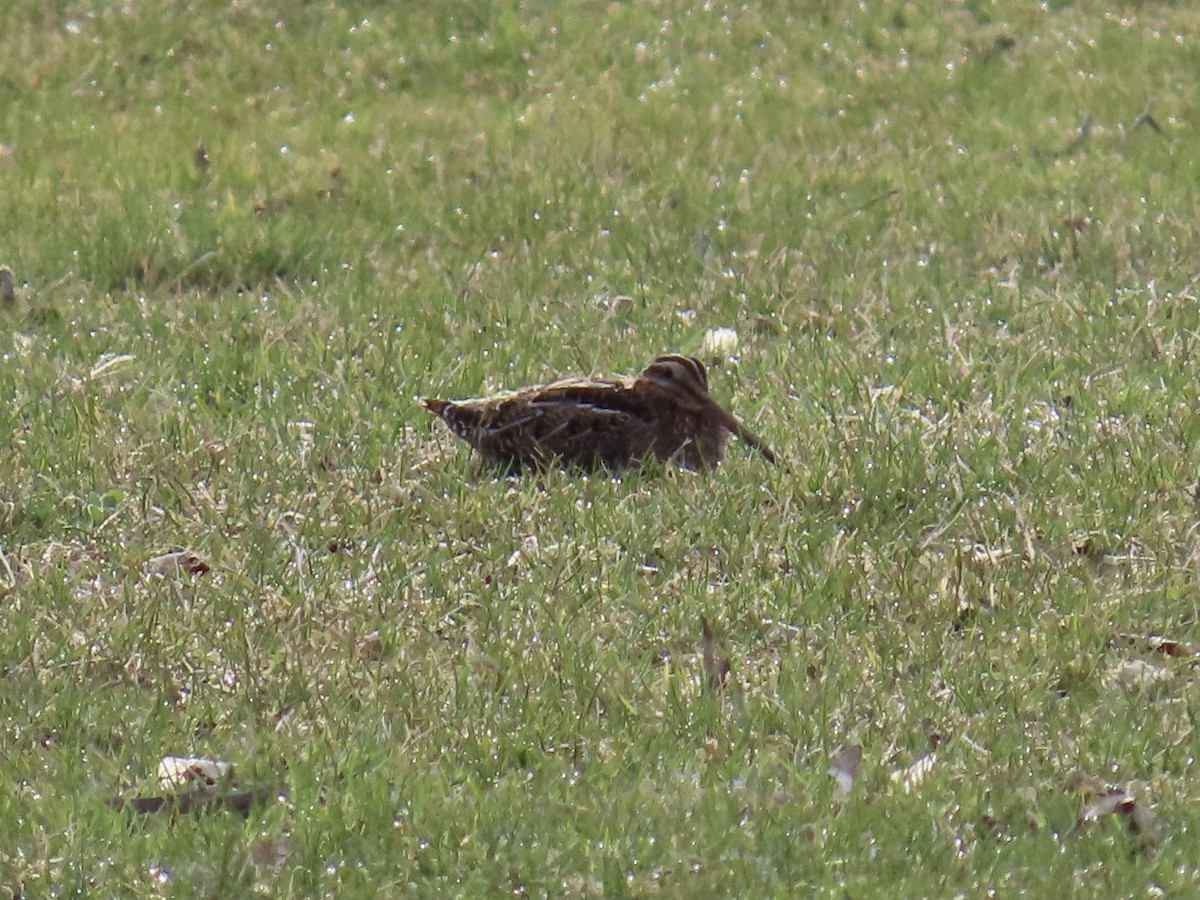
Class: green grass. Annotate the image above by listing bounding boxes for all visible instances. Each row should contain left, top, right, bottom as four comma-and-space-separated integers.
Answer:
3, 0, 1200, 895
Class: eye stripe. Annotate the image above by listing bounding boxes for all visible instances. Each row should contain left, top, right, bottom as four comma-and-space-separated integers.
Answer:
668, 355, 706, 386
654, 355, 696, 373
648, 355, 708, 392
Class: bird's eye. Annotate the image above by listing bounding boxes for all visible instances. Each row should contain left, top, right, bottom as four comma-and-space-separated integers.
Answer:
661, 368, 674, 378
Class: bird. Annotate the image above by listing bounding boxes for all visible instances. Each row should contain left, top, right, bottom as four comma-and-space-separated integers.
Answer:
423, 354, 777, 472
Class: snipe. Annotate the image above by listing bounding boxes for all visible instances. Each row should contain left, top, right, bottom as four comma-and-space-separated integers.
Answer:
424, 354, 776, 472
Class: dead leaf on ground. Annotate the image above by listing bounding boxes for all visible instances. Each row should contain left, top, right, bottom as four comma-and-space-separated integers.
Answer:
699, 615, 730, 690
144, 550, 211, 577
890, 752, 937, 793
0, 266, 14, 305
1074, 787, 1165, 852
255, 190, 294, 217
1109, 632, 1198, 659
1073, 534, 1105, 560
979, 812, 1010, 841
1064, 770, 1107, 796
1133, 106, 1162, 134
1077, 788, 1132, 824
1109, 657, 1172, 695
828, 744, 862, 800
358, 629, 383, 662
250, 837, 292, 868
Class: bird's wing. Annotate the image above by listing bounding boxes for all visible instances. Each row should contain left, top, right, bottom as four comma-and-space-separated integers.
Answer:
427, 379, 663, 469
522, 384, 658, 466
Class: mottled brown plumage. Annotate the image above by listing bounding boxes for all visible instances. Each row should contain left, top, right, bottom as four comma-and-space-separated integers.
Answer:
424, 354, 776, 472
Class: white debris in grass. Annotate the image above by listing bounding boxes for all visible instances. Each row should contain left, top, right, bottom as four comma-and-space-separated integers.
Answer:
157, 756, 232, 790
702, 326, 739, 358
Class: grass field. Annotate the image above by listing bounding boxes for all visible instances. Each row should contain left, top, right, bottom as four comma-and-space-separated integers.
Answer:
3, 1, 1200, 896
